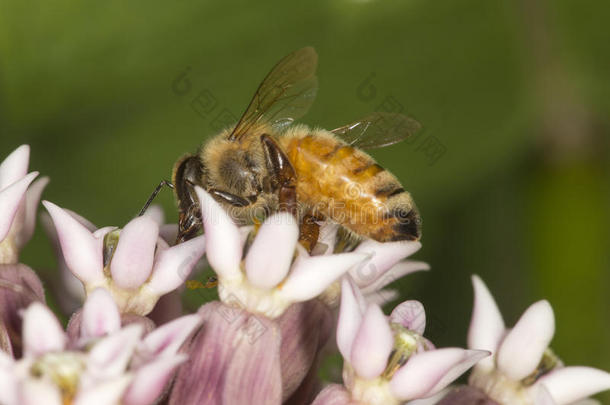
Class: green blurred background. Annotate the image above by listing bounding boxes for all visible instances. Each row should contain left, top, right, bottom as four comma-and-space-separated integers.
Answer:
1, 0, 609, 400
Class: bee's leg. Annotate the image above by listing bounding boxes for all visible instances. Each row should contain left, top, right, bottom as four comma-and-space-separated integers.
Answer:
260, 134, 297, 216
299, 213, 321, 253
138, 180, 174, 217
208, 189, 251, 207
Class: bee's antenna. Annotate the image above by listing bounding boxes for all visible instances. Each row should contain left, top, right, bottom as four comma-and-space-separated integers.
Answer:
138, 180, 174, 217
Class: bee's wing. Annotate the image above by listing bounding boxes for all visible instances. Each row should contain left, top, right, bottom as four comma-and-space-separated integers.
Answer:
331, 112, 422, 149
228, 47, 318, 142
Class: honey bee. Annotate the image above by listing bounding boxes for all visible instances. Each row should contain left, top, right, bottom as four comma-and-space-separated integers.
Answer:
171, 47, 422, 248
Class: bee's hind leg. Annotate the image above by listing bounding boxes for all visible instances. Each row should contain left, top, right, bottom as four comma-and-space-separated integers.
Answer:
260, 134, 297, 216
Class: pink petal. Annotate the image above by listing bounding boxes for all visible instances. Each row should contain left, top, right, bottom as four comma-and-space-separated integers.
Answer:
533, 384, 557, 405
111, 216, 159, 289
73, 375, 132, 405
140, 314, 201, 359
42, 201, 103, 284
0, 172, 38, 242
0, 363, 17, 405
535, 367, 610, 405
18, 176, 49, 248
311, 384, 353, 405
390, 300, 426, 335
350, 304, 393, 379
142, 204, 165, 225
351, 240, 421, 287
147, 234, 206, 295
497, 300, 554, 380
280, 252, 368, 302
278, 300, 333, 400
337, 277, 365, 361
124, 355, 187, 405
81, 288, 121, 339
435, 386, 497, 405
468, 275, 505, 371
87, 324, 142, 379
245, 212, 298, 289
390, 348, 489, 400
169, 302, 281, 405
23, 302, 67, 357
195, 187, 242, 280
0, 145, 29, 189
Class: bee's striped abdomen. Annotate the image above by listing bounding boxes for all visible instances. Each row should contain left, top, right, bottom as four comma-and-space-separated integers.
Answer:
281, 130, 421, 242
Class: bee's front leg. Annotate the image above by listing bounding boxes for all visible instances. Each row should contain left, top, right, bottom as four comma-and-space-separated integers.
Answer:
208, 189, 252, 207
260, 134, 297, 216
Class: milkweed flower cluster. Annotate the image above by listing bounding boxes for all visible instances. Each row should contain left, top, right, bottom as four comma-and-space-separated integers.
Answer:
1, 144, 609, 405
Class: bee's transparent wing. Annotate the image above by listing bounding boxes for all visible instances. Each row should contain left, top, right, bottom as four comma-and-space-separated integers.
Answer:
229, 47, 318, 142
331, 112, 422, 149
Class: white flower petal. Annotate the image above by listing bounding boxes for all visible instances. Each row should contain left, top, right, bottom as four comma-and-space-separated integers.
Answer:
390, 348, 488, 400
81, 288, 121, 339
497, 300, 554, 380
23, 302, 67, 357
0, 144, 29, 189
279, 252, 368, 302
195, 187, 242, 280
337, 277, 364, 362
147, 234, 206, 295
468, 275, 505, 371
390, 300, 426, 335
360, 260, 429, 295
535, 367, 610, 405
140, 314, 201, 359
19, 176, 49, 248
0, 172, 38, 242
124, 355, 186, 405
88, 324, 142, 379
350, 304, 393, 379
351, 240, 421, 287
111, 216, 159, 289
21, 379, 62, 405
42, 201, 104, 284
73, 375, 133, 405
533, 384, 557, 405
0, 365, 17, 405
245, 212, 298, 289
142, 204, 165, 225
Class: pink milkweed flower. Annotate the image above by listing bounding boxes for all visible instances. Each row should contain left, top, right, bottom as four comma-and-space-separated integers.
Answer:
0, 289, 200, 405
195, 186, 369, 318
312, 278, 489, 405
42, 201, 206, 315
0, 145, 48, 264
465, 275, 610, 405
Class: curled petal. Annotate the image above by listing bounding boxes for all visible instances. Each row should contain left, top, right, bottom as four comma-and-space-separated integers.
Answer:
245, 212, 298, 289
360, 260, 429, 295
468, 275, 505, 371
390, 300, 426, 335
280, 252, 368, 302
337, 277, 364, 362
535, 367, 610, 405
18, 176, 49, 248
81, 288, 121, 339
350, 304, 393, 379
351, 240, 421, 287
124, 355, 187, 405
195, 187, 242, 280
142, 204, 165, 225
87, 324, 142, 379
42, 201, 103, 284
0, 144, 29, 189
147, 234, 206, 295
21, 379, 62, 405
497, 300, 554, 380
140, 314, 201, 359
23, 302, 66, 357
0, 172, 38, 242
111, 216, 159, 289
390, 348, 489, 400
